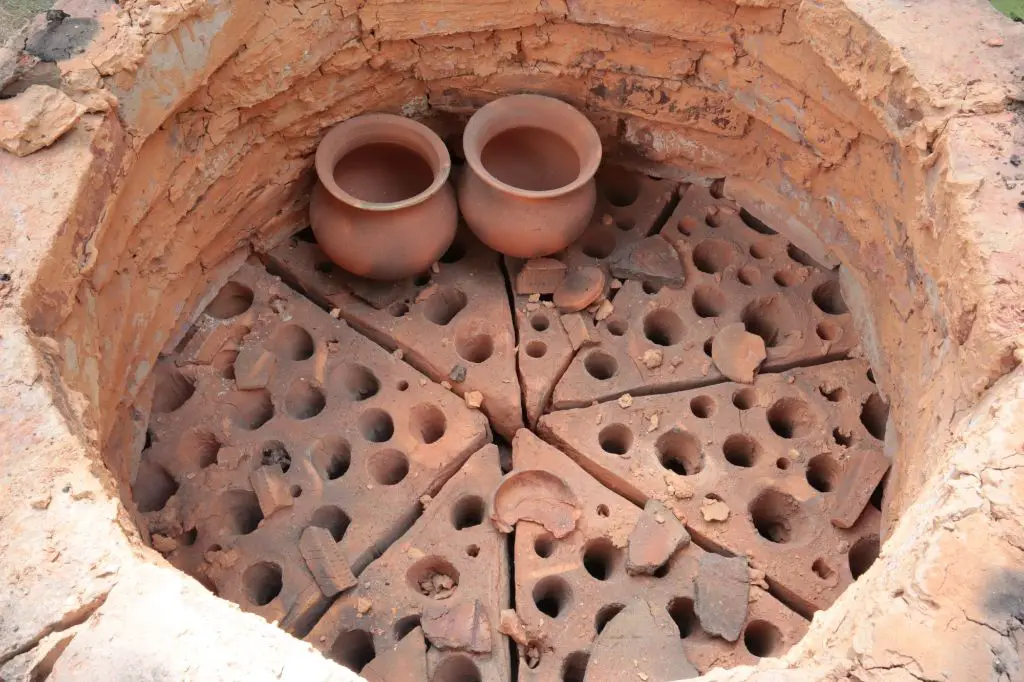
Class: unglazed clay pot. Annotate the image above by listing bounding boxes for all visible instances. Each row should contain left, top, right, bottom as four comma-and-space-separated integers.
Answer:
309, 114, 457, 280
458, 95, 602, 258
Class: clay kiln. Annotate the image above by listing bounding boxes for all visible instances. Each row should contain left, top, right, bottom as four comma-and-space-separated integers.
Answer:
1, 0, 1023, 680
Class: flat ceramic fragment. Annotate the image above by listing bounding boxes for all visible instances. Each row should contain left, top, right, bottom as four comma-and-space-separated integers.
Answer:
360, 627, 428, 682
584, 600, 699, 682
625, 499, 690, 575
694, 554, 749, 642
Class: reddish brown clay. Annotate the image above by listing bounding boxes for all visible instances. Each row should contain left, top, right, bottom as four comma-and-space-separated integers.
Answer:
712, 322, 767, 384
267, 231, 524, 440
305, 444, 509, 680
508, 430, 807, 679
554, 266, 607, 313
458, 95, 602, 258
310, 114, 457, 280
138, 262, 491, 630
551, 184, 859, 410
538, 359, 886, 614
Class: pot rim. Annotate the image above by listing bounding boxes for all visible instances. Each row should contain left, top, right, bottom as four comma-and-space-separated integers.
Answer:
314, 113, 452, 213
462, 94, 602, 200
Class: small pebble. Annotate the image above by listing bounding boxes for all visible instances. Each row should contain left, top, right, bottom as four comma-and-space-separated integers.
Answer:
465, 391, 484, 408
618, 393, 634, 408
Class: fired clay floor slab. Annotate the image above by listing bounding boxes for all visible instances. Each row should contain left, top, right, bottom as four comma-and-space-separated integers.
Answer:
551, 183, 858, 409
267, 231, 523, 439
505, 430, 808, 680
307, 444, 510, 681
539, 359, 887, 614
138, 261, 490, 631
132, 164, 893, 681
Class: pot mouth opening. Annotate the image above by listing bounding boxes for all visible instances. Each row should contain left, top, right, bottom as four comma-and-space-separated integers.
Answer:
315, 114, 451, 213
464, 94, 602, 199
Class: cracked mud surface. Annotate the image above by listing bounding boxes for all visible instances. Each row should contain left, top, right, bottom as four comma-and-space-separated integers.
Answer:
134, 167, 886, 681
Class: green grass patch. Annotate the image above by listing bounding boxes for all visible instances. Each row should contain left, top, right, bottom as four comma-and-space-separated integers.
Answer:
992, 0, 1024, 21
0, 0, 55, 46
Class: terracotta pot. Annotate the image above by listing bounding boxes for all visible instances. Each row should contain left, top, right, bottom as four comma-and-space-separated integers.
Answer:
458, 95, 602, 259
309, 114, 457, 280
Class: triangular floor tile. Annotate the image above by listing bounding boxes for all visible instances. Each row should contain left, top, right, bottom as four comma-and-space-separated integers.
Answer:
539, 360, 885, 613
138, 262, 490, 632
551, 184, 858, 409
507, 430, 807, 680
267, 231, 524, 439
306, 445, 510, 681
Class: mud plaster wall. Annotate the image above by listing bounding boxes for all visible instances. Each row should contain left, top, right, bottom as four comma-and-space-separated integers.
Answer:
1, 0, 1023, 678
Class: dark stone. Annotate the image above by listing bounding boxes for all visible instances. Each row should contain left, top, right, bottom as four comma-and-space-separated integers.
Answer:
609, 236, 685, 288
25, 17, 100, 62
449, 364, 467, 383
694, 554, 749, 642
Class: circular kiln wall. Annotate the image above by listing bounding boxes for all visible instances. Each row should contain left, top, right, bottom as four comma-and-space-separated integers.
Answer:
0, 0, 1022, 679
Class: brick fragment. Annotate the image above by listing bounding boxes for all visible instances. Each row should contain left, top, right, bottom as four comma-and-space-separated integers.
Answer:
626, 500, 690, 575
421, 599, 493, 653
515, 258, 567, 294
559, 312, 596, 350
830, 449, 891, 528
299, 526, 357, 598
249, 466, 293, 518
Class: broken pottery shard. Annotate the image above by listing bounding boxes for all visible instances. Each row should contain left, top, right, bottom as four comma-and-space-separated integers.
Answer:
830, 448, 892, 528
515, 257, 567, 294
421, 599, 492, 653
585, 601, 698, 682
491, 470, 581, 538
298, 526, 357, 597
361, 627, 428, 682
249, 466, 293, 518
560, 312, 596, 350
0, 85, 85, 156
711, 322, 767, 383
554, 266, 606, 312
695, 554, 750, 642
233, 346, 277, 390
609, 236, 685, 288
626, 500, 690, 576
